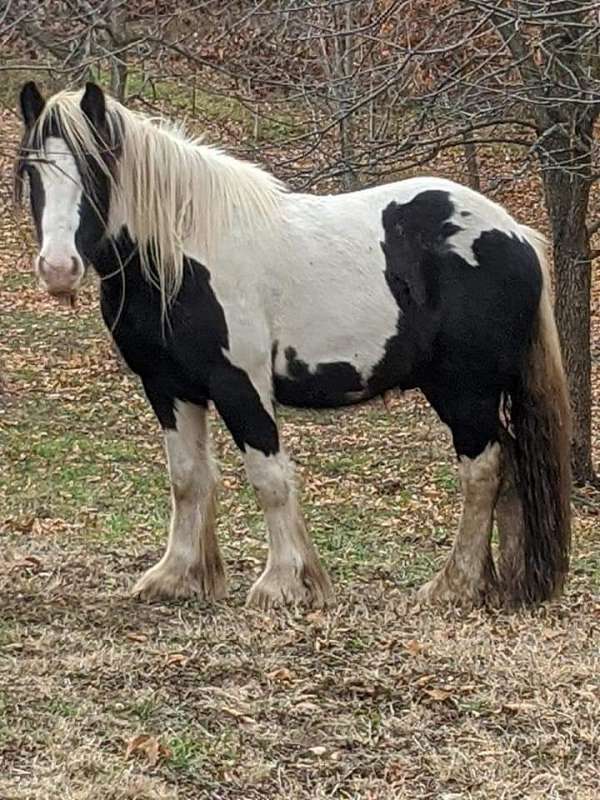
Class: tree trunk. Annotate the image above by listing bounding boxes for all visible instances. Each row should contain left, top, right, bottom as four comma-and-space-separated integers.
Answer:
108, 0, 129, 102
540, 134, 595, 484
462, 131, 480, 191
110, 58, 128, 102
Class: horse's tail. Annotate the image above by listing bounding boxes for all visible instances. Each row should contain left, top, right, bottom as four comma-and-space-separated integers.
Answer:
503, 226, 571, 604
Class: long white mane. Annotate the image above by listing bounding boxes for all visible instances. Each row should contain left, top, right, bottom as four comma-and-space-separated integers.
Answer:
30, 89, 286, 308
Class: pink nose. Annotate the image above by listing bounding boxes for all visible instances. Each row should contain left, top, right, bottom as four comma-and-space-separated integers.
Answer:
37, 255, 84, 295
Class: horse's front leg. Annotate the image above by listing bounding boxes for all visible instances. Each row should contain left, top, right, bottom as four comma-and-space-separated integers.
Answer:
133, 390, 227, 602
243, 446, 333, 609
210, 365, 333, 609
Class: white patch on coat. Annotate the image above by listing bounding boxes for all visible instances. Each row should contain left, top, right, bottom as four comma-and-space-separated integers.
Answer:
446, 184, 528, 267
200, 180, 430, 386
37, 136, 83, 267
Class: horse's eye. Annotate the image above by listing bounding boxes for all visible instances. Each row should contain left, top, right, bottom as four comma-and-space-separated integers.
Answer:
394, 222, 404, 237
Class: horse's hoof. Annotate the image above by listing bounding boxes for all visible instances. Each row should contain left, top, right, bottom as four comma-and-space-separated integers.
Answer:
132, 561, 227, 603
417, 575, 455, 605
417, 569, 486, 607
246, 565, 333, 610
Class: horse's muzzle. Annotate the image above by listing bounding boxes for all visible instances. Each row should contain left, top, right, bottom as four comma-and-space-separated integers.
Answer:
36, 254, 84, 304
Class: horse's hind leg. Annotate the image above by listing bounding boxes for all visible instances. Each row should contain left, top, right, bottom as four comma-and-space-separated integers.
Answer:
133, 392, 226, 601
495, 430, 526, 601
418, 386, 501, 606
210, 365, 333, 609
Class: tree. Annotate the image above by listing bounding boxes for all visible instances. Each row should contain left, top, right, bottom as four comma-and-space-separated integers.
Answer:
484, 0, 599, 484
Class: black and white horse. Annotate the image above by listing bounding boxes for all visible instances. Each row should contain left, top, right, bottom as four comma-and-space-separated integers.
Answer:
15, 82, 571, 609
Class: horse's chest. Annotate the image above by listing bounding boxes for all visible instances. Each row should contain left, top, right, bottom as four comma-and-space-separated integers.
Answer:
100, 270, 229, 397
101, 298, 167, 381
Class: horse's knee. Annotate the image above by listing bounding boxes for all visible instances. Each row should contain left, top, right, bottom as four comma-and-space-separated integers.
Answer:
458, 441, 501, 497
244, 449, 291, 509
166, 448, 199, 500
165, 431, 216, 501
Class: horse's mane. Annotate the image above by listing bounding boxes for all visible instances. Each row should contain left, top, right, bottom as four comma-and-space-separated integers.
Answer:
23, 89, 285, 309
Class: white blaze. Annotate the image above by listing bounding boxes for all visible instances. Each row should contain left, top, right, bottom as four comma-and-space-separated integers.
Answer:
37, 136, 83, 271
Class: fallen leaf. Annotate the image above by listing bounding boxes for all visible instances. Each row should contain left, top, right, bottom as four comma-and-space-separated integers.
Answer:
125, 734, 170, 765
126, 633, 148, 643
266, 667, 294, 682
165, 652, 188, 667
294, 701, 321, 713
414, 674, 435, 687
501, 701, 537, 714
424, 687, 453, 702
222, 706, 256, 724
404, 639, 424, 656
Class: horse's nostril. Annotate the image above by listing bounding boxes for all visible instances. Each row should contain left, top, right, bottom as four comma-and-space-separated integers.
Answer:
37, 254, 83, 292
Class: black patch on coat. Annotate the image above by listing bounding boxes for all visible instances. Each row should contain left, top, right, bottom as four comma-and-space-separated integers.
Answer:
380, 193, 542, 458
24, 164, 45, 242
273, 345, 365, 408
19, 82, 45, 127
95, 230, 278, 456
381, 191, 461, 310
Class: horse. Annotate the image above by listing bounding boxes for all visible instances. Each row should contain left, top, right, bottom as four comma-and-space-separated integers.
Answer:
15, 81, 571, 610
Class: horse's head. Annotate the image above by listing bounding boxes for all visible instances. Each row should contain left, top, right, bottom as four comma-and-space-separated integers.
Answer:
16, 82, 117, 304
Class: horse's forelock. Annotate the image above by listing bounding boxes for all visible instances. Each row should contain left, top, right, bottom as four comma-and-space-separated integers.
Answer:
14, 95, 111, 204
36, 93, 120, 190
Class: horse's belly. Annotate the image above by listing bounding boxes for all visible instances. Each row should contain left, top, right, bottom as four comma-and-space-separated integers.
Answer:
273, 353, 371, 408
271, 275, 401, 408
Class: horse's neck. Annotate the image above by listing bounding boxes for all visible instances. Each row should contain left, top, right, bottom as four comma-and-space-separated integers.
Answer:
91, 228, 139, 281
107, 191, 129, 243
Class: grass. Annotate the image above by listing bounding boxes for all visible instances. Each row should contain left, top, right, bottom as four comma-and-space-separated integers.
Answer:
1, 118, 600, 800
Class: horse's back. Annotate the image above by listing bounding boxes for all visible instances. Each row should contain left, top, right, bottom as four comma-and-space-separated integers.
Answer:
208, 177, 540, 409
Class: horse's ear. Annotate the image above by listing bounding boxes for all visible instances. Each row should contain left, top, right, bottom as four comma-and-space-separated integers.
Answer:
81, 82, 106, 128
19, 82, 45, 127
